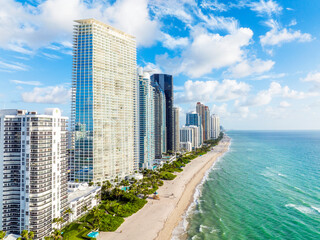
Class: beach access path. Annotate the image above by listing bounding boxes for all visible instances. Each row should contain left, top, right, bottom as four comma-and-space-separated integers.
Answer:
98, 137, 230, 240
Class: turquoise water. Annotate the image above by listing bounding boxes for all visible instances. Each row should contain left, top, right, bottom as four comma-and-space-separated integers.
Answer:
186, 131, 320, 240
87, 231, 99, 238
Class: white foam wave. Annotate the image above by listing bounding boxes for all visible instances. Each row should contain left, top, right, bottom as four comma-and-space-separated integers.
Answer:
285, 204, 320, 215
311, 206, 320, 214
171, 138, 231, 240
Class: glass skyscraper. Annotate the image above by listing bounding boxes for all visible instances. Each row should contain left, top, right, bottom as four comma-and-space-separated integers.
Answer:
186, 111, 203, 146
71, 19, 137, 182
138, 68, 155, 169
151, 74, 174, 152
152, 81, 166, 159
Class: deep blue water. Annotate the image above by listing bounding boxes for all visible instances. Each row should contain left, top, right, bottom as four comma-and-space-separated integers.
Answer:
186, 131, 320, 240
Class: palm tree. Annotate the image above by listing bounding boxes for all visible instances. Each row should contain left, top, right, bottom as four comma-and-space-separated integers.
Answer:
0, 231, 6, 240
64, 208, 73, 215
51, 229, 63, 240
21, 230, 29, 240
91, 207, 103, 230
28, 232, 34, 240
95, 193, 101, 202
52, 217, 64, 229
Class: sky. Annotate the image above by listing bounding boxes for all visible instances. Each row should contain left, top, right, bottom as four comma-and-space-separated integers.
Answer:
0, 0, 320, 130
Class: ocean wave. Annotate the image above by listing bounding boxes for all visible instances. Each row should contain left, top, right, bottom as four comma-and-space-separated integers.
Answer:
285, 204, 320, 215
171, 140, 231, 239
199, 224, 219, 234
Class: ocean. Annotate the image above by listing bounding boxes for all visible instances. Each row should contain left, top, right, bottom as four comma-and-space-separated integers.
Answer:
179, 131, 320, 240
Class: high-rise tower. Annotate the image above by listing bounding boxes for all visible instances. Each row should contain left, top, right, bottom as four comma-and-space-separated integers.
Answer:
0, 109, 68, 239
186, 111, 203, 146
151, 74, 174, 152
71, 19, 137, 182
196, 102, 210, 141
152, 81, 166, 159
137, 68, 155, 169
173, 107, 180, 152
210, 114, 220, 139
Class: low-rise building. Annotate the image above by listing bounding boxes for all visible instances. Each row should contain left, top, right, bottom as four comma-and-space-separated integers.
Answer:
67, 183, 101, 222
180, 142, 192, 152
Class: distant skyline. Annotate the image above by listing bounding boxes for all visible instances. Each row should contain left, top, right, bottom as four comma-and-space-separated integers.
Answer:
0, 0, 320, 130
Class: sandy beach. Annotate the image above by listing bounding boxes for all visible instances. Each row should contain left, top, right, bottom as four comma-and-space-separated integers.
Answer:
98, 137, 230, 240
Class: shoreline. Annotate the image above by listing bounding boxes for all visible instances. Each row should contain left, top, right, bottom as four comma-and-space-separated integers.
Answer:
98, 136, 231, 240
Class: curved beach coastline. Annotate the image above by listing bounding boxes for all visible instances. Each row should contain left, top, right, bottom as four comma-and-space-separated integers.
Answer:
98, 136, 230, 240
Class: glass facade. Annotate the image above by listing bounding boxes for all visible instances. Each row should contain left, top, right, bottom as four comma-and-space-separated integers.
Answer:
71, 19, 137, 182
186, 112, 203, 145
151, 74, 174, 152
152, 81, 166, 159
138, 70, 155, 169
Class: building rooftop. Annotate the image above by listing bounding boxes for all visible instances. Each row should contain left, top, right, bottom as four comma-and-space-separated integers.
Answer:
68, 183, 101, 203
74, 18, 135, 39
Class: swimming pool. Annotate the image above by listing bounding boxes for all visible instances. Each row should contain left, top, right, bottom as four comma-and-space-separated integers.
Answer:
87, 231, 99, 238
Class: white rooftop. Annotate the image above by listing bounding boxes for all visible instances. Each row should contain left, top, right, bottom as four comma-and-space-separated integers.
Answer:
68, 183, 101, 203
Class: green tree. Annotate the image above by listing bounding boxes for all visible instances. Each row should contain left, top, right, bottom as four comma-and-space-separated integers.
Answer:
50, 229, 63, 240
0, 231, 6, 240
20, 230, 34, 240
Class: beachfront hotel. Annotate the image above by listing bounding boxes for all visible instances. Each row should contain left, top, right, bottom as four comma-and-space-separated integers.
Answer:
138, 68, 155, 169
151, 74, 174, 152
70, 19, 137, 182
210, 114, 221, 139
0, 109, 68, 239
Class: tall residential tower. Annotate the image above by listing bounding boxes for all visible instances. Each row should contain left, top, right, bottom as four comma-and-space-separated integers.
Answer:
210, 114, 220, 139
173, 107, 180, 152
137, 68, 155, 169
71, 19, 137, 182
151, 74, 174, 152
152, 81, 166, 159
196, 102, 210, 141
186, 111, 203, 146
0, 109, 68, 239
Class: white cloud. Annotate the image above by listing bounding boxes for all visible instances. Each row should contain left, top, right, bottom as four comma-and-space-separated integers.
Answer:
42, 52, 61, 59
157, 27, 253, 78
249, 0, 282, 16
175, 79, 250, 103
142, 62, 162, 75
260, 20, 312, 46
0, 60, 28, 72
11, 80, 42, 86
211, 103, 230, 117
288, 19, 297, 27
0, 0, 162, 54
196, 12, 239, 33
244, 81, 317, 107
301, 72, 320, 83
200, 0, 228, 12
279, 101, 290, 108
228, 58, 275, 78
162, 33, 189, 49
254, 72, 286, 80
149, 0, 196, 24
21, 85, 70, 104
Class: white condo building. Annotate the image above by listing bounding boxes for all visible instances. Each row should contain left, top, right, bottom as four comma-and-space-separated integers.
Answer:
71, 19, 137, 182
180, 125, 200, 150
210, 114, 220, 139
0, 109, 68, 239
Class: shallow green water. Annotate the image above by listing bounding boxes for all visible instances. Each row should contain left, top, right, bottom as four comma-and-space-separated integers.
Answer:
184, 131, 320, 240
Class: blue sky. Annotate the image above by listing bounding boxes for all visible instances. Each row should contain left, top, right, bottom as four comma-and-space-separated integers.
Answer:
1, 0, 320, 130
